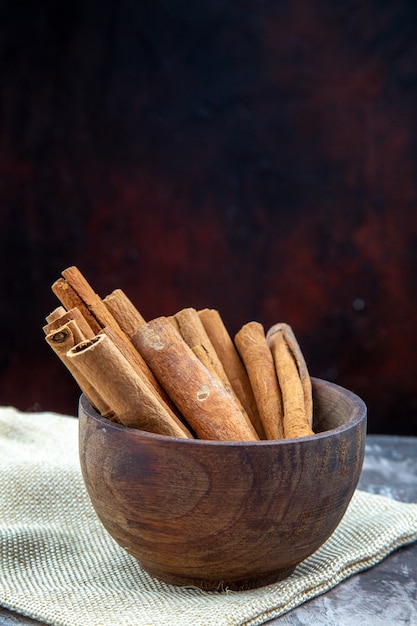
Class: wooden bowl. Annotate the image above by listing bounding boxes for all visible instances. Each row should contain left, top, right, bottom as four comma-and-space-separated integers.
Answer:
78, 378, 366, 591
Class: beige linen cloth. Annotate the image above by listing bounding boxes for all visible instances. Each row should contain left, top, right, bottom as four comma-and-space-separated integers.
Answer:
1, 407, 417, 626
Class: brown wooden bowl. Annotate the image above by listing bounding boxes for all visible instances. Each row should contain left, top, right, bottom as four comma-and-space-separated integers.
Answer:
78, 378, 366, 591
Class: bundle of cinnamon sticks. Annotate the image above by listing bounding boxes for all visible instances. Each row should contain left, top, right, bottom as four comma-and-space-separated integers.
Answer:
43, 267, 315, 441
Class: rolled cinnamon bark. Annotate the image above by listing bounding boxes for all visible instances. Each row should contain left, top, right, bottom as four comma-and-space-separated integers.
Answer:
43, 307, 95, 339
60, 266, 127, 335
52, 277, 101, 334
45, 306, 67, 324
167, 315, 181, 333
103, 289, 146, 338
101, 324, 184, 422
198, 308, 266, 439
67, 333, 193, 438
234, 321, 284, 440
45, 321, 113, 418
54, 267, 172, 409
174, 307, 259, 435
266, 323, 313, 428
267, 327, 314, 438
174, 308, 231, 387
133, 317, 259, 441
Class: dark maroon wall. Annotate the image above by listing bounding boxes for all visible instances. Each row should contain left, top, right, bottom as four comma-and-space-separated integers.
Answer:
1, 1, 416, 434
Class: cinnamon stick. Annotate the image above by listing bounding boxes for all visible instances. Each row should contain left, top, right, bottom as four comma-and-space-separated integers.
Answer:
100, 324, 185, 425
103, 289, 146, 338
43, 307, 95, 339
174, 308, 232, 389
54, 266, 173, 409
174, 308, 260, 435
267, 326, 314, 438
133, 317, 259, 441
234, 321, 284, 440
45, 321, 113, 418
45, 306, 67, 324
67, 333, 193, 438
52, 278, 102, 334
60, 266, 126, 334
198, 308, 266, 439
167, 315, 181, 333
267, 323, 313, 428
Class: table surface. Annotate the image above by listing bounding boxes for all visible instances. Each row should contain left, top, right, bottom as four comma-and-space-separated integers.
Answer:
1, 434, 416, 626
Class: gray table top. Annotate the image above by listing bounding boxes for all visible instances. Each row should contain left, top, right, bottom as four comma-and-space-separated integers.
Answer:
1, 434, 416, 626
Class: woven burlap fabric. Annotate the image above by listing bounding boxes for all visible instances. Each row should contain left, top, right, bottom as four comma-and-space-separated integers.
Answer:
1, 407, 417, 626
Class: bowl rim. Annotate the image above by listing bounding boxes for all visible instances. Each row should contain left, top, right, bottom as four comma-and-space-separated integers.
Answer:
79, 377, 367, 447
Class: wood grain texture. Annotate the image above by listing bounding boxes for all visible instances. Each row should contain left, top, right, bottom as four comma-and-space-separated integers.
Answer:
79, 378, 367, 590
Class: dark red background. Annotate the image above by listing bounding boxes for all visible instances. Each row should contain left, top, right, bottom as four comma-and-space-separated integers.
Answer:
1, 1, 416, 434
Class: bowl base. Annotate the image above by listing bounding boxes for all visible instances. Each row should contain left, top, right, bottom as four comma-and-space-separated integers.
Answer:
145, 566, 297, 591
